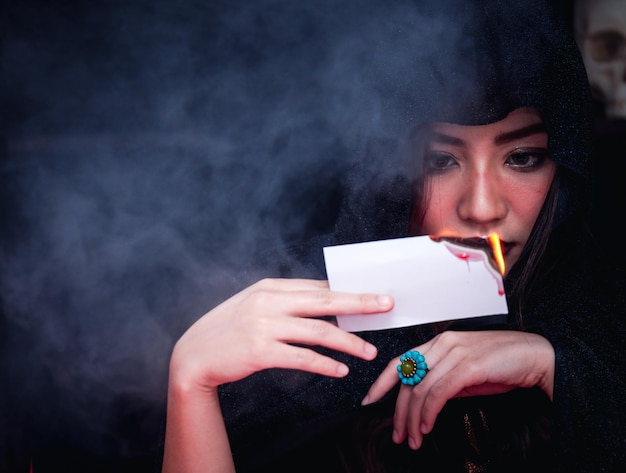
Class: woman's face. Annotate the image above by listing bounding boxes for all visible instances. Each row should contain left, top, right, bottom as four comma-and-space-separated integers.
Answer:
417, 107, 556, 273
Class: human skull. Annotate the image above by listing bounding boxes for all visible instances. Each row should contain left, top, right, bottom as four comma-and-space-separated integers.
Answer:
575, 0, 626, 119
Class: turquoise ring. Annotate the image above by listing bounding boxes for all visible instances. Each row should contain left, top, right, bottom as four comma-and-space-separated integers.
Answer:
397, 350, 429, 386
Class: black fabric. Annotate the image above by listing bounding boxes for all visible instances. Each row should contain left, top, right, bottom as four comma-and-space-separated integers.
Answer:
220, 221, 626, 473
217, 0, 626, 471
262, 388, 554, 473
522, 218, 626, 472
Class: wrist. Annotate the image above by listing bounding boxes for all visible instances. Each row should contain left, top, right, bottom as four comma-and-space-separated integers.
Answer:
168, 342, 221, 397
534, 335, 555, 400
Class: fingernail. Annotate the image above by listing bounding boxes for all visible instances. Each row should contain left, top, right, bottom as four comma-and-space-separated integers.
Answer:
364, 342, 377, 358
392, 429, 400, 443
361, 395, 370, 406
408, 436, 417, 450
420, 423, 428, 434
377, 295, 393, 308
337, 364, 349, 376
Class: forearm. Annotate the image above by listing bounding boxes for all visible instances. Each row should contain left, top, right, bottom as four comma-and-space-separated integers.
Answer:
162, 381, 235, 473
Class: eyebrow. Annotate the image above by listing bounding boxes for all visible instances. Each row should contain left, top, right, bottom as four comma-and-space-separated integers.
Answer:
430, 122, 547, 147
495, 122, 547, 145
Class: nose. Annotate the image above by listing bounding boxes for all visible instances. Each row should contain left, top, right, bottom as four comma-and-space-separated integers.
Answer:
457, 170, 507, 228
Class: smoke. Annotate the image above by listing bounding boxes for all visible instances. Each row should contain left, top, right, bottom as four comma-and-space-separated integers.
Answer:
0, 0, 516, 462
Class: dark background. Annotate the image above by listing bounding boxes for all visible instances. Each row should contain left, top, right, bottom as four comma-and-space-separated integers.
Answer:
1, 1, 624, 472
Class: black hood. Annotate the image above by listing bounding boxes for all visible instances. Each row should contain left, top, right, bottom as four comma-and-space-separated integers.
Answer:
331, 0, 593, 244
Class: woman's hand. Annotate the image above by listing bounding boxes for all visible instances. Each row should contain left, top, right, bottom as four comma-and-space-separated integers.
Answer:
362, 330, 555, 450
164, 278, 394, 473
169, 278, 394, 393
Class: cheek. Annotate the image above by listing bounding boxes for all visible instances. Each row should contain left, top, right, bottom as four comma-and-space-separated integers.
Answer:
419, 180, 458, 235
511, 186, 547, 225
508, 172, 555, 231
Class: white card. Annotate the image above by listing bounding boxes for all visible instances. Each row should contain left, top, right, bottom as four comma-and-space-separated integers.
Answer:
323, 235, 508, 332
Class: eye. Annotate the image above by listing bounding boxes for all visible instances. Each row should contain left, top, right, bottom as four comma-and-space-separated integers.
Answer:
504, 149, 549, 170
425, 151, 459, 172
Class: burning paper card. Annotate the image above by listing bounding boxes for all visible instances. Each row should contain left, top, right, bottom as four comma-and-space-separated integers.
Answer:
323, 235, 508, 332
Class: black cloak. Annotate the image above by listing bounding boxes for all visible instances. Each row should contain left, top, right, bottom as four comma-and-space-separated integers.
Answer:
217, 1, 626, 471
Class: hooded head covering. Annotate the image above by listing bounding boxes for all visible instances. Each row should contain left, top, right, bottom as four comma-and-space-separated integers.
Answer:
332, 0, 593, 244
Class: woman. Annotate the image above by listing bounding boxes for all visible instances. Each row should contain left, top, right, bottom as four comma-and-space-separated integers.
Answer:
162, 1, 625, 472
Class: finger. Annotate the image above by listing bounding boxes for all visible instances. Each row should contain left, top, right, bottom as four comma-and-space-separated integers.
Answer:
419, 363, 487, 434
394, 346, 439, 447
233, 278, 328, 303
249, 287, 394, 318
392, 386, 413, 445
292, 290, 394, 317
406, 357, 464, 441
229, 278, 326, 300
260, 343, 354, 378
362, 357, 401, 405
252, 278, 330, 291
408, 341, 483, 437
275, 317, 378, 361
404, 382, 431, 449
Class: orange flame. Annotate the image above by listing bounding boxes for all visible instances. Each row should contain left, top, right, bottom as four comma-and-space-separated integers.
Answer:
487, 233, 506, 275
